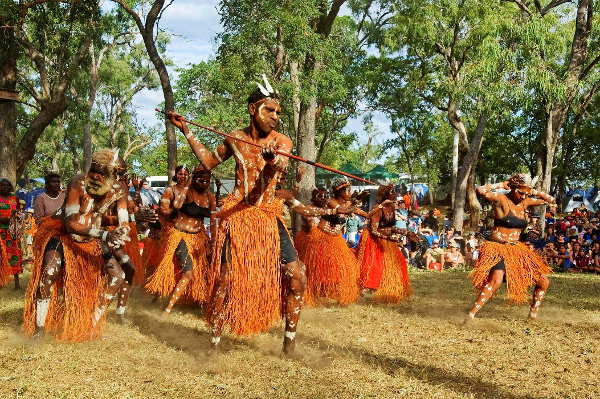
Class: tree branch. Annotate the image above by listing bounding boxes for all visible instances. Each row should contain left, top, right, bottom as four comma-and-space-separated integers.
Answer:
111, 0, 145, 33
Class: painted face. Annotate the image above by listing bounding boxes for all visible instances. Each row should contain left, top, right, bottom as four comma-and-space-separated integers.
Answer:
175, 168, 189, 185
0, 180, 12, 196
251, 99, 281, 134
512, 185, 531, 202
335, 186, 351, 201
192, 172, 210, 192
85, 163, 115, 196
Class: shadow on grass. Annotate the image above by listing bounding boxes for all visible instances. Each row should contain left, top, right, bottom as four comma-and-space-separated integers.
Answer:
127, 310, 247, 357
300, 333, 537, 399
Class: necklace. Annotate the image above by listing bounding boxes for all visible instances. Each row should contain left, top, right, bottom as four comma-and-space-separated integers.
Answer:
44, 191, 61, 200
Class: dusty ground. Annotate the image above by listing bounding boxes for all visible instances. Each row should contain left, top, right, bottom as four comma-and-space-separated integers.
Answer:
1, 270, 599, 399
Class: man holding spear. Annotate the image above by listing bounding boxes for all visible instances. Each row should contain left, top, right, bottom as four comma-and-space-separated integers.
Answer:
167, 76, 305, 355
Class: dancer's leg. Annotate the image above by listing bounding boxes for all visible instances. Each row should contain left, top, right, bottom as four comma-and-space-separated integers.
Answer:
164, 240, 193, 314
528, 275, 550, 319
467, 264, 505, 319
35, 238, 64, 333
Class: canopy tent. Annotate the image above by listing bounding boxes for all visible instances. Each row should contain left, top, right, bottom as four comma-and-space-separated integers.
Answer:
364, 165, 395, 181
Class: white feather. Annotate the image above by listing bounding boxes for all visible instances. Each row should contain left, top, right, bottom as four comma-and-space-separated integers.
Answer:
256, 82, 269, 96
262, 73, 274, 93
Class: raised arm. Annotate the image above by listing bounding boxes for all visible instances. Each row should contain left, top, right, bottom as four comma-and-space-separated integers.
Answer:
524, 189, 556, 207
476, 181, 509, 203
158, 187, 176, 219
168, 111, 232, 169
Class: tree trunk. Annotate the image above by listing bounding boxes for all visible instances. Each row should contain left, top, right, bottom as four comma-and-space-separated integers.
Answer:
141, 32, 176, 178
452, 115, 487, 232
0, 15, 18, 186
450, 128, 459, 207
466, 167, 481, 231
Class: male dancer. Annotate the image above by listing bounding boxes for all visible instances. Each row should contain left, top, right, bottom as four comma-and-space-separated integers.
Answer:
23, 149, 131, 341
168, 76, 304, 354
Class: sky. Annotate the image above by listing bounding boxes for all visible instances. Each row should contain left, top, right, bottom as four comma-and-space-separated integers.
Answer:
121, 0, 393, 147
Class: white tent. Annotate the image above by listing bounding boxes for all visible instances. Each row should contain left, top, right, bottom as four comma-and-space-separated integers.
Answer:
564, 194, 595, 213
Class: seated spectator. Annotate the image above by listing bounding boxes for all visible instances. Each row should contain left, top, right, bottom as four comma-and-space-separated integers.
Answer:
553, 244, 574, 272
420, 228, 439, 247
424, 239, 445, 271
542, 242, 557, 267
573, 248, 595, 272
444, 241, 465, 269
408, 211, 421, 233
422, 210, 439, 232
465, 233, 480, 267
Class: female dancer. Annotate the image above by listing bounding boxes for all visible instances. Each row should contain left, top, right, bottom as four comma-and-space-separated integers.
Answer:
294, 188, 329, 256
467, 173, 555, 320
145, 165, 215, 314
0, 178, 22, 289
359, 184, 410, 303
297, 177, 366, 306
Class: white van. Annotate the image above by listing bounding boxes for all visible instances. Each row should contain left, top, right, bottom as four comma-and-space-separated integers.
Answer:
146, 176, 169, 190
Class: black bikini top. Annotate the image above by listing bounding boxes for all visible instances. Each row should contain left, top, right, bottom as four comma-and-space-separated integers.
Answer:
494, 212, 527, 229
322, 214, 347, 225
179, 202, 211, 219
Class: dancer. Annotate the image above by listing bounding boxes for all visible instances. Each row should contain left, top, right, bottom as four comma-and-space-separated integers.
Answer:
294, 188, 329, 257
297, 177, 365, 306
23, 149, 131, 341
359, 184, 411, 303
0, 178, 22, 289
168, 77, 305, 355
467, 174, 555, 320
145, 165, 215, 314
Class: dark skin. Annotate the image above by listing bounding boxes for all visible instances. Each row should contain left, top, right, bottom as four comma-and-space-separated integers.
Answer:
468, 180, 556, 319
168, 99, 305, 355
45, 176, 61, 198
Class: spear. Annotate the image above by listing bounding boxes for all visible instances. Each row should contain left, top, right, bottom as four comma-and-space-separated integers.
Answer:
155, 109, 377, 185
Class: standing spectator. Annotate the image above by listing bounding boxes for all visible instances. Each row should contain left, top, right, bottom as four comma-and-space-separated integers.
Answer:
33, 173, 65, 221
0, 178, 22, 289
395, 200, 408, 231
408, 211, 422, 233
345, 213, 363, 248
138, 179, 161, 207
403, 191, 411, 211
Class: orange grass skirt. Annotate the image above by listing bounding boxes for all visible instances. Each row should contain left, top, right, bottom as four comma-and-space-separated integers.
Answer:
22, 218, 106, 342
470, 241, 552, 304
296, 226, 360, 306
0, 238, 9, 287
206, 196, 284, 336
358, 230, 411, 303
145, 224, 210, 303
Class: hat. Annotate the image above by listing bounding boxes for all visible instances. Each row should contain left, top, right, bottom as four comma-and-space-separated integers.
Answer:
449, 241, 460, 248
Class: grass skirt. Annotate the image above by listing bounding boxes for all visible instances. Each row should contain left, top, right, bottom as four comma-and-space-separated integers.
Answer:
22, 218, 106, 342
358, 230, 411, 303
0, 238, 9, 287
206, 195, 284, 336
470, 241, 552, 304
144, 223, 210, 303
296, 226, 360, 306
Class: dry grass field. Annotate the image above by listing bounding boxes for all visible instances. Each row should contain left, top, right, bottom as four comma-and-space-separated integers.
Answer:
1, 270, 599, 399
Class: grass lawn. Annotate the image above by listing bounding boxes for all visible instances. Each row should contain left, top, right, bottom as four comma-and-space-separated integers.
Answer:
1, 270, 599, 399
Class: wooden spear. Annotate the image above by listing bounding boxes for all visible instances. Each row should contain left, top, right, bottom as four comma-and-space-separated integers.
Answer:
155, 109, 377, 185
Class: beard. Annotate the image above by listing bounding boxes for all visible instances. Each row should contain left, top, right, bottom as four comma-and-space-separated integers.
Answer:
85, 176, 114, 196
